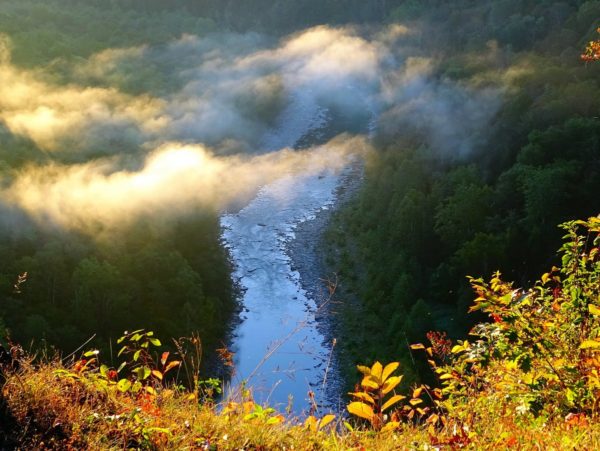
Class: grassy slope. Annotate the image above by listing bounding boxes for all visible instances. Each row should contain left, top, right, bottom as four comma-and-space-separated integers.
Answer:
0, 358, 597, 450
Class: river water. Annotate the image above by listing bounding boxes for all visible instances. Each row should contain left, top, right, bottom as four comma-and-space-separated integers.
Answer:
220, 93, 352, 414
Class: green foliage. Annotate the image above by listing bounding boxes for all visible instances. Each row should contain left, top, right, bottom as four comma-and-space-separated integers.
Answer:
329, 1, 600, 388
0, 215, 233, 367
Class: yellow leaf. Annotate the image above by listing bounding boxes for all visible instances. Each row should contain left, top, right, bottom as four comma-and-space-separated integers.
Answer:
371, 361, 383, 381
382, 362, 400, 382
382, 376, 402, 395
413, 387, 424, 398
361, 376, 379, 390
187, 393, 197, 401
347, 402, 374, 421
541, 273, 550, 284
589, 305, 600, 316
357, 365, 371, 376
349, 391, 375, 404
319, 414, 336, 430
151, 370, 163, 381
409, 398, 423, 406
451, 345, 464, 354
304, 415, 317, 431
439, 373, 454, 380
380, 421, 400, 433
410, 343, 425, 350
145, 386, 156, 395
382, 394, 405, 412
580, 340, 600, 350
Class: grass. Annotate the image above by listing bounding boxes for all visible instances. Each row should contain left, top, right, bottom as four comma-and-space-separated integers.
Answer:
1, 356, 599, 450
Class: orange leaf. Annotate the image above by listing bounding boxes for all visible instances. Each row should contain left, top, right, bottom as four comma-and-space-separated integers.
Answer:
381, 421, 400, 433
161, 352, 169, 367
361, 376, 379, 390
151, 370, 163, 381
164, 360, 181, 373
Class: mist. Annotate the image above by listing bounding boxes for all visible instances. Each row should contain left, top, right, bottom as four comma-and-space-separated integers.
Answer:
0, 24, 505, 234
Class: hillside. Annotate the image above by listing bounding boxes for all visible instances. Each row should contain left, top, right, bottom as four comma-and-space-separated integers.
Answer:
1, 215, 600, 449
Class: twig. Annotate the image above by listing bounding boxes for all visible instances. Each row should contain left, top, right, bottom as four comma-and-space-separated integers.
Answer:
61, 334, 96, 362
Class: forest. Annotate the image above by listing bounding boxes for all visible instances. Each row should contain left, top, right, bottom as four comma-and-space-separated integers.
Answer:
0, 0, 599, 418
0, 1, 233, 364
0, 0, 600, 449
324, 0, 600, 384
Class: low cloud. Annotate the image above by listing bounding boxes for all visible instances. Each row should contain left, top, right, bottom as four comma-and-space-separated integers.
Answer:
4, 136, 370, 234
0, 24, 507, 233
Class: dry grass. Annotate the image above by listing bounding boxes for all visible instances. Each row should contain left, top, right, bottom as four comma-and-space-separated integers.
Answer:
1, 358, 599, 450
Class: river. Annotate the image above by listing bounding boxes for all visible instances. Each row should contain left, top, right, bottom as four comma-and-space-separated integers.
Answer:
220, 89, 370, 415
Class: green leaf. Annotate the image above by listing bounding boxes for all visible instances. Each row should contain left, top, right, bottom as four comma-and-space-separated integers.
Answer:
451, 345, 464, 354
117, 379, 132, 393
136, 366, 151, 380
83, 350, 99, 358
100, 365, 109, 378
149, 338, 161, 347
133, 349, 142, 362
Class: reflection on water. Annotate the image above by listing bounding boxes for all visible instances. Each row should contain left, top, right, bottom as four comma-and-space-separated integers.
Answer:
220, 164, 343, 414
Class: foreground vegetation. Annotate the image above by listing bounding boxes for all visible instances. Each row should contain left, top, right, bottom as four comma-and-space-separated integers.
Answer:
2, 216, 599, 449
